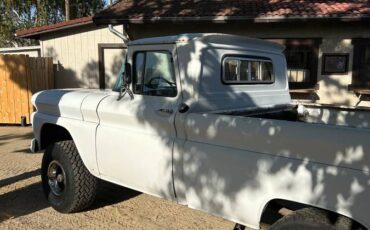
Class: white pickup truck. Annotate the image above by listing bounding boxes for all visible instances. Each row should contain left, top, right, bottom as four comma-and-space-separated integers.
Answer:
31, 34, 369, 229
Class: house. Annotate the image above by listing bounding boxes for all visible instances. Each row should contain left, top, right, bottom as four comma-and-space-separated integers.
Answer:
93, 0, 370, 107
16, 16, 126, 89
0, 46, 41, 57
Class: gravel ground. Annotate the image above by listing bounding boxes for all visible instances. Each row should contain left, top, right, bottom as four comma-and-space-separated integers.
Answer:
0, 126, 238, 230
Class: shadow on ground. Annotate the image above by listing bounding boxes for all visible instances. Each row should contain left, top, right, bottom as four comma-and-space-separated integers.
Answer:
0, 169, 40, 188
0, 181, 46, 223
89, 180, 141, 211
0, 127, 33, 147
0, 168, 141, 223
13, 148, 34, 154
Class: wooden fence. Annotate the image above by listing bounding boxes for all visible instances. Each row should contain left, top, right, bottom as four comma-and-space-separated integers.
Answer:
0, 55, 54, 125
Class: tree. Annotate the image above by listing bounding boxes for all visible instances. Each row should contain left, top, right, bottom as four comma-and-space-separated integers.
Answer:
65, 0, 70, 21
0, 0, 106, 48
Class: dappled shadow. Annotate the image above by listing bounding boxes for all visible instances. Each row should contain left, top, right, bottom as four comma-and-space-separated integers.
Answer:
96, 0, 370, 23
0, 50, 56, 124
27, 21, 370, 227
0, 55, 29, 93
92, 34, 370, 228
81, 61, 100, 89
106, 49, 126, 89
54, 61, 84, 88
111, 50, 126, 77
44, 46, 125, 89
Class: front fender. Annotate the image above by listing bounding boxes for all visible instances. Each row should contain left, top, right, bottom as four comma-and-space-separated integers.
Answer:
32, 112, 100, 178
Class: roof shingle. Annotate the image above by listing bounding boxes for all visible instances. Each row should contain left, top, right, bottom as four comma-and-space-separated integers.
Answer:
93, 0, 370, 24
16, 16, 93, 38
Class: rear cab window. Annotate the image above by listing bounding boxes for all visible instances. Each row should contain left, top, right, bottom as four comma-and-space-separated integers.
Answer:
223, 56, 274, 84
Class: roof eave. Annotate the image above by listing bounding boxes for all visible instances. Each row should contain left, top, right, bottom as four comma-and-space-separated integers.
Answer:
93, 15, 370, 25
16, 21, 94, 39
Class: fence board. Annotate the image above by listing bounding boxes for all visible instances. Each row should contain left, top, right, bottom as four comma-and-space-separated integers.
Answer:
6, 56, 15, 124
19, 56, 29, 123
0, 55, 54, 124
26, 57, 33, 121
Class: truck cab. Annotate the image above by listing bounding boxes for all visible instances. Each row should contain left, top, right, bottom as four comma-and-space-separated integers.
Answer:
96, 34, 292, 201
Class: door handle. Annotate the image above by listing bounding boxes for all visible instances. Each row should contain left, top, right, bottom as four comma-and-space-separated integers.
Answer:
178, 103, 190, 113
157, 108, 173, 114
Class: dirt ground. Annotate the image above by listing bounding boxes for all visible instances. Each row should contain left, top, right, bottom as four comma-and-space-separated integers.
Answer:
0, 126, 240, 230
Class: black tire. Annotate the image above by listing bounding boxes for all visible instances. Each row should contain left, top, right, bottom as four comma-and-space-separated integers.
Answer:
41, 140, 97, 213
270, 207, 362, 230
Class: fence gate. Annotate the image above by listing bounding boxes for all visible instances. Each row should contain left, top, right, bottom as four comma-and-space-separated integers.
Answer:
0, 55, 54, 125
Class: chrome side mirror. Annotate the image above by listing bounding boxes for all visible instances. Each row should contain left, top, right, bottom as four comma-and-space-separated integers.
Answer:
117, 62, 134, 101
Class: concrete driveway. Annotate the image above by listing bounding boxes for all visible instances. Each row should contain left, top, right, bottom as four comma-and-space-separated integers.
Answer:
0, 126, 238, 229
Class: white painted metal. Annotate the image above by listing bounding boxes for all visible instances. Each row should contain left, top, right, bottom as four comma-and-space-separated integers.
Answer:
95, 44, 181, 200
31, 34, 370, 229
178, 113, 370, 228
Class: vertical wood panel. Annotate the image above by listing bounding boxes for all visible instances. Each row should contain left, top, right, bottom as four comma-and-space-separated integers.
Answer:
6, 56, 16, 123
0, 55, 54, 124
49, 58, 54, 89
20, 56, 28, 122
0, 56, 5, 122
26, 57, 33, 122
13, 55, 21, 124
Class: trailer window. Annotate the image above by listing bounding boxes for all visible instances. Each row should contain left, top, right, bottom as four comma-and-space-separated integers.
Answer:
223, 57, 274, 84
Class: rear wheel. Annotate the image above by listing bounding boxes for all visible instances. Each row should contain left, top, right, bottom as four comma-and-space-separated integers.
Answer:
270, 207, 363, 230
41, 140, 97, 213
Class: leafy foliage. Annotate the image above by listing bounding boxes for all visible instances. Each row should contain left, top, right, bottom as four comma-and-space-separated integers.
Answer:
0, 0, 106, 47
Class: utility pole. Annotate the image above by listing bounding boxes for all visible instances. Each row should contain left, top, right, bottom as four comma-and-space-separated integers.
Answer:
65, 0, 70, 21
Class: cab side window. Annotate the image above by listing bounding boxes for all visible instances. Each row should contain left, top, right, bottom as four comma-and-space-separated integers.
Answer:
133, 51, 177, 97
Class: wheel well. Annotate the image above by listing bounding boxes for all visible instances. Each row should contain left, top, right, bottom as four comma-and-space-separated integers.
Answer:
40, 123, 72, 150
260, 199, 366, 229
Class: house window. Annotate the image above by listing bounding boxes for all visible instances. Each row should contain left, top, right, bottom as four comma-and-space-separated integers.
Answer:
133, 51, 177, 97
352, 39, 370, 90
268, 39, 321, 89
223, 57, 274, 84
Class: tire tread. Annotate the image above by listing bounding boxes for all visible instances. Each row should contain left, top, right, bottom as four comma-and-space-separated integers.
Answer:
44, 140, 97, 213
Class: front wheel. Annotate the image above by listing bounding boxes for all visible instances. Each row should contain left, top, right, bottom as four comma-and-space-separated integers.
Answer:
41, 140, 97, 213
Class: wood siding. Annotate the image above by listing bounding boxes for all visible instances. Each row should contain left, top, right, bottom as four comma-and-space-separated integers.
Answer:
41, 25, 125, 89
0, 55, 53, 124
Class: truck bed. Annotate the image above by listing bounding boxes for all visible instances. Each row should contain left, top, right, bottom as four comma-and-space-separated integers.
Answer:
217, 103, 370, 129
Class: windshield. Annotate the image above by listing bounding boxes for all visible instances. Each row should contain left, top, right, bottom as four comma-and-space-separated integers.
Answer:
112, 61, 125, 92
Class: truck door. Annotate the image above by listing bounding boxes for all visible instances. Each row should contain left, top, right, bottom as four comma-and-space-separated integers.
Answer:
96, 44, 181, 201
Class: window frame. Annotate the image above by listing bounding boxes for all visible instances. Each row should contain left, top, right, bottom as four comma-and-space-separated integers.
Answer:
98, 43, 127, 89
266, 38, 321, 90
221, 55, 275, 85
352, 38, 370, 90
132, 50, 178, 97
